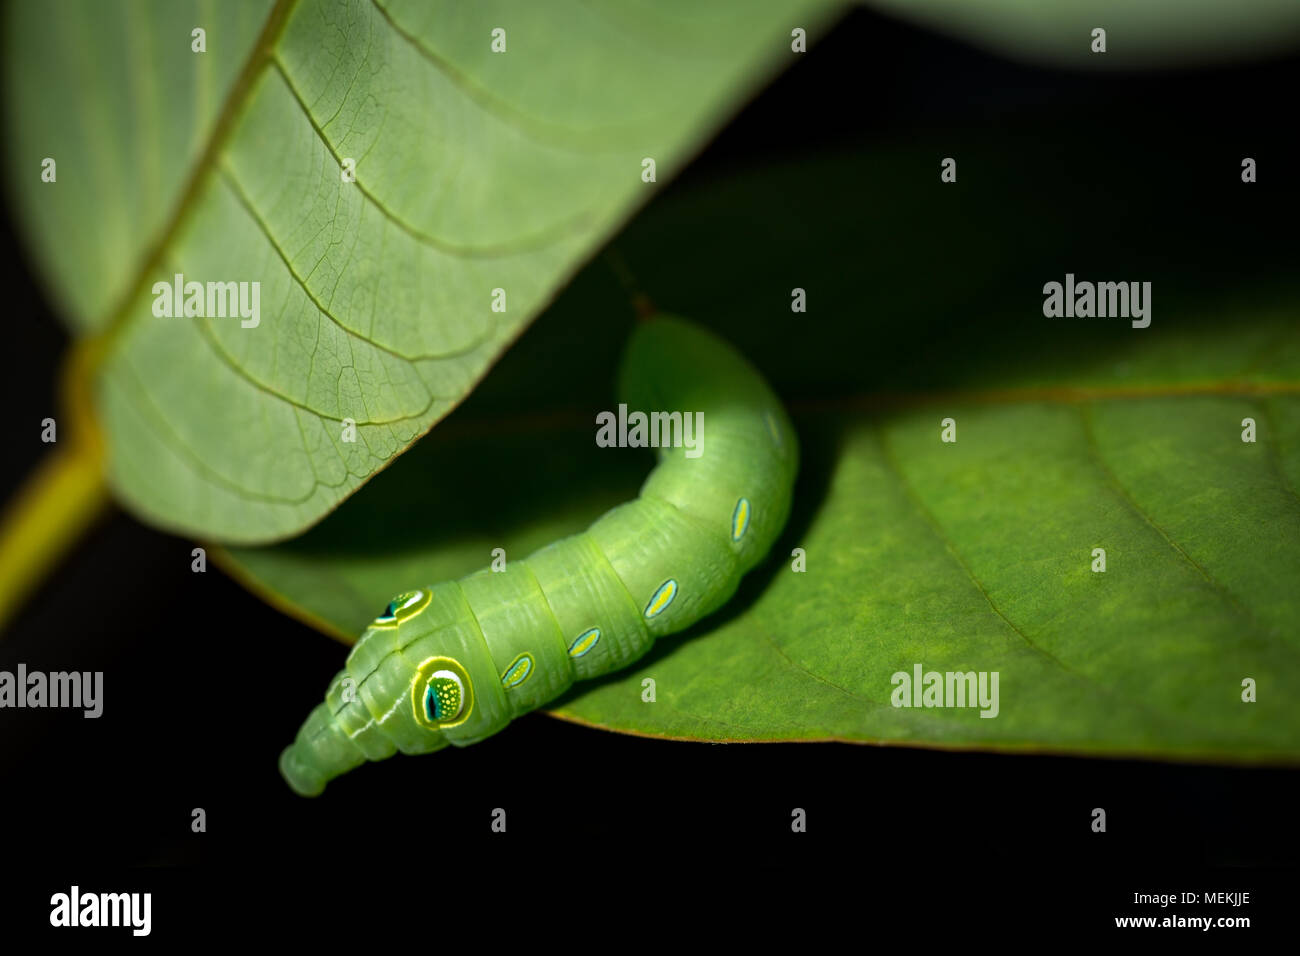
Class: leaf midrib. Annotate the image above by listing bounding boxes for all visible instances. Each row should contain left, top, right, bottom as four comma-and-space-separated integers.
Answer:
89, 0, 297, 354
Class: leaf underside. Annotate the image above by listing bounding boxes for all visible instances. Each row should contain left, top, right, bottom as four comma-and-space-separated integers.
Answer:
5, 0, 834, 543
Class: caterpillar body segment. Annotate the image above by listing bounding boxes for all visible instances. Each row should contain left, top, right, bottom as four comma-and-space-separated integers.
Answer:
280, 315, 799, 796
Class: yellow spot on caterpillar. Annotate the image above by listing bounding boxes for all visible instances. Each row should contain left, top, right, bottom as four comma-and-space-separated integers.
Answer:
644, 579, 677, 618
732, 498, 751, 542
372, 588, 431, 628
501, 653, 534, 688
568, 628, 600, 658
412, 657, 474, 730
426, 674, 463, 720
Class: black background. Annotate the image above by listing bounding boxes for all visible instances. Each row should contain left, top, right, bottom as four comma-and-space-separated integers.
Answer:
1, 5, 1296, 936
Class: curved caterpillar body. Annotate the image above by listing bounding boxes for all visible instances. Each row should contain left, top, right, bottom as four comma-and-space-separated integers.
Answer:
280, 315, 799, 796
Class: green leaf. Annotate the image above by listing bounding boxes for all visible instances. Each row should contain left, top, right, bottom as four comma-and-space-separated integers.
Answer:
221, 139, 1300, 760
4, 0, 832, 543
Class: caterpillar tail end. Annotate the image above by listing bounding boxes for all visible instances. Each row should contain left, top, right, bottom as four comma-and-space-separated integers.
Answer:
279, 701, 366, 798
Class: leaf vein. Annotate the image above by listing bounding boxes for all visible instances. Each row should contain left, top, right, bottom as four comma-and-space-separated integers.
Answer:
369, 0, 650, 151
874, 425, 1075, 672
268, 56, 600, 257
217, 163, 497, 364
1077, 402, 1267, 634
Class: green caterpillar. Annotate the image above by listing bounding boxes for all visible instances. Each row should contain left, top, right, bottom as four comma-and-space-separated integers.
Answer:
280, 315, 799, 796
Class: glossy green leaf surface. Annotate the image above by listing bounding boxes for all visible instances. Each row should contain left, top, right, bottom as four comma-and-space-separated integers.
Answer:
223, 138, 1300, 760
4, 0, 833, 542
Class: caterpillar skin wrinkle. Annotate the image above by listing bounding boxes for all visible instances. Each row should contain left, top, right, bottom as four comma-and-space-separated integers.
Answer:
280, 315, 799, 796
